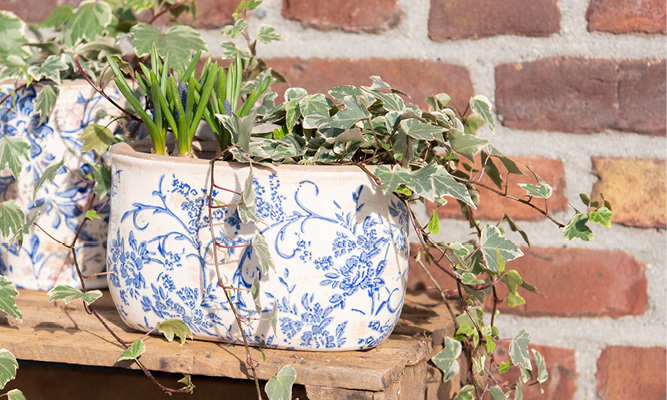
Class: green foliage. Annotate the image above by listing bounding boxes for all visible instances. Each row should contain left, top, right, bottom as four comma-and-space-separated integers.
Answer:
33, 159, 65, 200
47, 285, 103, 306
0, 349, 19, 390
7, 389, 26, 400
480, 225, 523, 274
509, 328, 532, 371
562, 213, 594, 241
0, 276, 22, 323
252, 232, 275, 274
0, 12, 29, 60
117, 339, 145, 362
157, 319, 193, 345
265, 365, 296, 400
431, 337, 462, 382
62, 1, 113, 46
34, 86, 60, 126
0, 201, 25, 241
130, 24, 208, 69
0, 136, 30, 180
91, 164, 112, 198
80, 124, 114, 155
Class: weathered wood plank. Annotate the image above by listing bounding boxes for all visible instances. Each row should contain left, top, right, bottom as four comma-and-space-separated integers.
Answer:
0, 290, 453, 393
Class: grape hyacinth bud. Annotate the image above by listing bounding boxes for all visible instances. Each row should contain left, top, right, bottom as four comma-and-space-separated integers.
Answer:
223, 99, 232, 116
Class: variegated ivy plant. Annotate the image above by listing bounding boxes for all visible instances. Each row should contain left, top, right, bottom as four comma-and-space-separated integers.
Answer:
98, 45, 612, 400
0, 0, 206, 118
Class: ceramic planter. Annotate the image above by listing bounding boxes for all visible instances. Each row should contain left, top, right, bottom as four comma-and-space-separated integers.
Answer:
0, 81, 118, 290
107, 141, 410, 350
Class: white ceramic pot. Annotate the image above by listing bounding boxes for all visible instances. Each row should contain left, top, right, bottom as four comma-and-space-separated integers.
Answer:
0, 81, 118, 290
107, 141, 410, 350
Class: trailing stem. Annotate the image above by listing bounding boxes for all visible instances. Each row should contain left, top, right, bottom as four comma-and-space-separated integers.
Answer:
207, 156, 264, 400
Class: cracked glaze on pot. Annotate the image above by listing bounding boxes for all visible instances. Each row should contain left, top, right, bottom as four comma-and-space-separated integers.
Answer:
107, 142, 409, 350
0, 81, 118, 290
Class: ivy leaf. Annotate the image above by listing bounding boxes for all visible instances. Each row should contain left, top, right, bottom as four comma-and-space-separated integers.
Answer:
238, 168, 262, 224
507, 291, 526, 307
7, 389, 26, 400
0, 348, 19, 390
509, 328, 532, 371
80, 124, 113, 155
498, 361, 511, 374
0, 276, 22, 323
319, 96, 370, 131
47, 285, 102, 306
220, 18, 248, 39
514, 380, 523, 400
217, 112, 255, 152
39, 5, 74, 28
34, 85, 60, 126
91, 164, 112, 199
400, 119, 443, 140
518, 182, 552, 199
562, 213, 593, 241
265, 365, 296, 400
432, 166, 476, 208
251, 276, 262, 314
62, 1, 113, 46
117, 339, 145, 362
431, 337, 461, 382
0, 136, 30, 179
329, 85, 363, 99
299, 94, 330, 119
368, 75, 391, 90
27, 55, 67, 84
374, 165, 411, 195
480, 225, 523, 273
157, 318, 193, 346
454, 385, 475, 400
407, 162, 437, 200
589, 207, 612, 228
252, 232, 274, 274
449, 130, 490, 161
504, 214, 530, 246
256, 24, 284, 44
518, 167, 552, 199
0, 201, 25, 240
130, 23, 208, 69
427, 211, 440, 234
177, 374, 195, 393
0, 11, 28, 60
33, 159, 64, 202
85, 210, 100, 220
489, 386, 509, 400
532, 349, 549, 390
469, 95, 495, 132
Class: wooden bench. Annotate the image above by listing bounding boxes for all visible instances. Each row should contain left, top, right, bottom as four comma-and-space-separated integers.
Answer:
0, 290, 457, 399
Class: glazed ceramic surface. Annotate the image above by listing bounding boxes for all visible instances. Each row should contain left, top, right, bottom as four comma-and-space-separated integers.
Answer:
0, 81, 118, 290
107, 142, 410, 350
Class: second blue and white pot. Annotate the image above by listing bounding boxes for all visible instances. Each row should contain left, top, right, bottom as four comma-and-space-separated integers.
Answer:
107, 141, 410, 350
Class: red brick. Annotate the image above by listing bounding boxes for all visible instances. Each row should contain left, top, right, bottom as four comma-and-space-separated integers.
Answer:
587, 0, 666, 34
495, 57, 617, 133
267, 58, 474, 111
591, 158, 666, 228
494, 344, 577, 399
408, 246, 648, 318
597, 346, 666, 400
0, 0, 80, 23
429, 0, 560, 40
281, 0, 402, 33
497, 247, 648, 318
429, 156, 568, 221
496, 57, 667, 135
617, 59, 666, 136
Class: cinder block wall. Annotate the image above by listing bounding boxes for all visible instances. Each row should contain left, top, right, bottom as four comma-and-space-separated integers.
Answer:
3, 0, 665, 399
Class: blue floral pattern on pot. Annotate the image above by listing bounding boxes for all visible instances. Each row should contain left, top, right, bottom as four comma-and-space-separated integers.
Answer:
107, 142, 410, 350
0, 81, 120, 290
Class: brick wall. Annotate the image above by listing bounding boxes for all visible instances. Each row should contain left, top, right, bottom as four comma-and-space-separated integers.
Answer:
1, 0, 664, 398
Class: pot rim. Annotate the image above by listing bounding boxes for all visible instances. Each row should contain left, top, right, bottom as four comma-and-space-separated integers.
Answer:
110, 140, 379, 174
